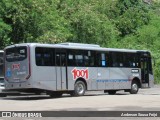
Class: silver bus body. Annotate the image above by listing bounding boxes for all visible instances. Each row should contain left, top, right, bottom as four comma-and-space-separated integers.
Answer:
4, 43, 154, 96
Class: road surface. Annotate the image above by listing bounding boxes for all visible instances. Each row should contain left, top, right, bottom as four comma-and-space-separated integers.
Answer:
0, 85, 160, 120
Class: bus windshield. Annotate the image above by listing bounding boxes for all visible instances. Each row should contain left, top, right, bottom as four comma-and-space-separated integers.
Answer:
6, 46, 27, 62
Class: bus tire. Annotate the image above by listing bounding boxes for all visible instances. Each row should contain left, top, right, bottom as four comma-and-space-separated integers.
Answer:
108, 90, 116, 95
71, 81, 86, 97
130, 81, 139, 94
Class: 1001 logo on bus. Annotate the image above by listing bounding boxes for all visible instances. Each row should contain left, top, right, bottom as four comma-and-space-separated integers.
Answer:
71, 68, 89, 80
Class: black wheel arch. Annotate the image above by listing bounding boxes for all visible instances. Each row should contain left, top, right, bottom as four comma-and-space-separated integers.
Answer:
132, 77, 141, 88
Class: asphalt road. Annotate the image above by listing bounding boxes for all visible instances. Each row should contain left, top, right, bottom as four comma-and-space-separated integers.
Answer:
0, 85, 160, 120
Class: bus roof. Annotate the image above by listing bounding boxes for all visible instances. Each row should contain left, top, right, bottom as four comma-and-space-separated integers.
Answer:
5, 43, 149, 53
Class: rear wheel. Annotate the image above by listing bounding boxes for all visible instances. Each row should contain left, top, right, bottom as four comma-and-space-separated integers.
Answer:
130, 81, 139, 94
108, 90, 116, 95
71, 81, 86, 96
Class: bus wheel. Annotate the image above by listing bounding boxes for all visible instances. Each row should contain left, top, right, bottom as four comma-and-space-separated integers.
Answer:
108, 90, 116, 95
130, 81, 139, 94
71, 81, 86, 97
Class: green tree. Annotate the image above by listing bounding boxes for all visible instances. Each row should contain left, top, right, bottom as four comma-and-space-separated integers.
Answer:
0, 0, 72, 45
110, 0, 150, 37
0, 18, 11, 49
58, 0, 118, 46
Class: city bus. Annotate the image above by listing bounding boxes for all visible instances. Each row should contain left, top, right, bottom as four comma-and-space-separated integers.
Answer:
4, 43, 154, 97
0, 50, 5, 90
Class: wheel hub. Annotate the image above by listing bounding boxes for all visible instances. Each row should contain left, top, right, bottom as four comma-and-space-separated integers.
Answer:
77, 84, 84, 94
132, 84, 138, 91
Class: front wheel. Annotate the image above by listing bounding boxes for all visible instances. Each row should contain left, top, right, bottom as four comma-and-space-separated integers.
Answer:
130, 81, 139, 94
71, 81, 86, 97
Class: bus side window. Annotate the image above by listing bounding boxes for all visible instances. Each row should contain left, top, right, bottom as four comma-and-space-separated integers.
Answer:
89, 51, 95, 66
75, 54, 83, 66
124, 53, 131, 67
56, 54, 60, 66
36, 53, 43, 66
110, 52, 124, 67
68, 54, 74, 66
101, 53, 106, 67
96, 52, 106, 67
84, 51, 89, 66
96, 52, 100, 67
61, 54, 66, 66
111, 52, 118, 67
35, 47, 54, 66
84, 50, 95, 66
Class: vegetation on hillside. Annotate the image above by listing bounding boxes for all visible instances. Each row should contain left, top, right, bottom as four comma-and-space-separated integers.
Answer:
0, 0, 160, 83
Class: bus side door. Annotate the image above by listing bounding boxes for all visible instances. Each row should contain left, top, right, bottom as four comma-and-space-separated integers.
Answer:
55, 49, 67, 90
141, 57, 149, 87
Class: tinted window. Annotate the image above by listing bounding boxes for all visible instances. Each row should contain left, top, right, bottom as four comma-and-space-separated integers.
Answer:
110, 52, 123, 67
35, 47, 55, 66
96, 52, 108, 67
67, 50, 95, 67
75, 54, 83, 66
124, 53, 139, 67
6, 47, 27, 62
68, 52, 75, 66
110, 52, 140, 68
56, 53, 66, 66
88, 51, 95, 66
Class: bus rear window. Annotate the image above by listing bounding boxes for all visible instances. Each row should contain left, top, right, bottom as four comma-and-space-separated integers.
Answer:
6, 47, 27, 62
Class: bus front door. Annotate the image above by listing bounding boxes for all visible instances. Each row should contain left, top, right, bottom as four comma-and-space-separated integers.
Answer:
141, 57, 149, 87
55, 50, 67, 90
